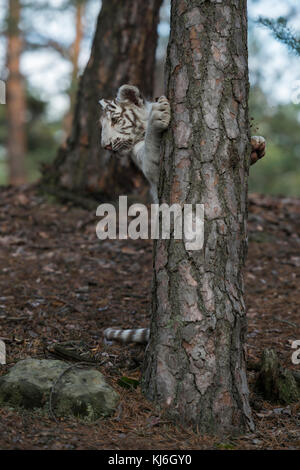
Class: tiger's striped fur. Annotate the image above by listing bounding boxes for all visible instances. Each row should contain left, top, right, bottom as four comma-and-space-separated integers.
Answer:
104, 327, 150, 345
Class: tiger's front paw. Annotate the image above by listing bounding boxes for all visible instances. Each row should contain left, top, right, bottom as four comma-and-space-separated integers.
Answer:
250, 136, 266, 165
149, 96, 171, 131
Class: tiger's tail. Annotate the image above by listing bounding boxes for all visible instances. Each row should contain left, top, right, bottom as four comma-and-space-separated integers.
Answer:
103, 327, 150, 345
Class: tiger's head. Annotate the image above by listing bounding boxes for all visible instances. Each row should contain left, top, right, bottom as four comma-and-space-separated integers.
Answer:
99, 85, 148, 155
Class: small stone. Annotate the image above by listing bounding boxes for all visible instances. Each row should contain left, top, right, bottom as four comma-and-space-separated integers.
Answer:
273, 406, 291, 416
252, 439, 261, 445
76, 286, 89, 293
282, 406, 292, 416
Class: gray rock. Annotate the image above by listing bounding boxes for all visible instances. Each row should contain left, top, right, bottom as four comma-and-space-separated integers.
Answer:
0, 358, 119, 421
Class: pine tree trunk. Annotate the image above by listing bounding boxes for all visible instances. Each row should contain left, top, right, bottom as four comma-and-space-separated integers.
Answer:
142, 0, 254, 435
63, 1, 84, 136
6, 0, 27, 186
43, 0, 162, 198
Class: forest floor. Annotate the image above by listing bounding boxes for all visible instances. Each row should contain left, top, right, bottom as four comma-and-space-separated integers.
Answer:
0, 184, 299, 450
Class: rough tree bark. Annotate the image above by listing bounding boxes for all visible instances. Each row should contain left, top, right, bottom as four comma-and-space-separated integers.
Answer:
43, 0, 163, 199
6, 0, 27, 185
142, 0, 254, 435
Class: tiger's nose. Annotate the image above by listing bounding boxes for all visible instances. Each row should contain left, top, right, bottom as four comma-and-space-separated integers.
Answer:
104, 144, 113, 151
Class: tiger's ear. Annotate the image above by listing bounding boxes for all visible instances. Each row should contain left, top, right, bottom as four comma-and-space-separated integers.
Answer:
116, 85, 143, 107
98, 99, 110, 110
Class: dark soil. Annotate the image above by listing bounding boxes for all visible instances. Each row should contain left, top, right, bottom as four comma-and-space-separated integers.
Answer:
0, 185, 299, 450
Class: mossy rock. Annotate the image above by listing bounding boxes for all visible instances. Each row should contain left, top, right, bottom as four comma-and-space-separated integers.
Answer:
0, 359, 119, 421
276, 368, 299, 405
255, 349, 299, 405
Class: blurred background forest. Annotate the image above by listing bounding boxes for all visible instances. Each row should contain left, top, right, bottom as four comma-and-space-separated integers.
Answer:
0, 0, 299, 196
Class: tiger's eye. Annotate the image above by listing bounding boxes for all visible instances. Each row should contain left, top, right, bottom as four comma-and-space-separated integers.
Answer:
111, 116, 119, 125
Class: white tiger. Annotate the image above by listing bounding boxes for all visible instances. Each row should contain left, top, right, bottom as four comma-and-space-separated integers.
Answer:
100, 84, 171, 203
99, 84, 266, 345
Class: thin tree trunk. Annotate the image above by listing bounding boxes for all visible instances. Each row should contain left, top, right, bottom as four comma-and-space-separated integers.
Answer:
6, 0, 27, 186
44, 0, 163, 198
142, 0, 254, 435
63, 1, 84, 136
72, 1, 83, 105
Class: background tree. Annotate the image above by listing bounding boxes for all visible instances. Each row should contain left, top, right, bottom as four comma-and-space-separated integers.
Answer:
42, 0, 163, 200
6, 0, 27, 185
23, 0, 90, 139
142, 0, 254, 435
62, 0, 87, 135
1, 0, 91, 185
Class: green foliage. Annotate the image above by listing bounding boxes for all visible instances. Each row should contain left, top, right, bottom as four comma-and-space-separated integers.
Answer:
248, 10, 300, 197
249, 84, 300, 196
26, 94, 62, 182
